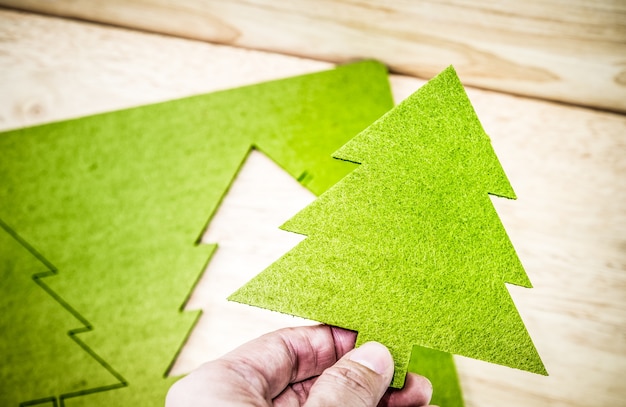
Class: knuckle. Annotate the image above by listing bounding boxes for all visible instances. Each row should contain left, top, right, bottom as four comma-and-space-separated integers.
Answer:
324, 365, 378, 402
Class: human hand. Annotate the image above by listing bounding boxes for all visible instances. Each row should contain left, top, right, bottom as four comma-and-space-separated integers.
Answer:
166, 324, 435, 406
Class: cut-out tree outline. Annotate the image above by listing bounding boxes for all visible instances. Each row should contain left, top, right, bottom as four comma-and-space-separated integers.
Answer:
0, 219, 125, 406
230, 66, 547, 387
171, 149, 316, 374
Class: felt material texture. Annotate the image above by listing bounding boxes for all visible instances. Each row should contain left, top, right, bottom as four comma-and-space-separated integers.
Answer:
0, 61, 415, 405
0, 220, 123, 406
230, 66, 547, 388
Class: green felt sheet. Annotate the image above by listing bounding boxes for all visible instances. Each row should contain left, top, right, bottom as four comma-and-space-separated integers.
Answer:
230, 66, 547, 388
0, 61, 463, 406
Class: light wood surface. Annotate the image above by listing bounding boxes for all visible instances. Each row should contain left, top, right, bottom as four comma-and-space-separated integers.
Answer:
171, 150, 318, 377
1, 9, 625, 407
1, 0, 625, 113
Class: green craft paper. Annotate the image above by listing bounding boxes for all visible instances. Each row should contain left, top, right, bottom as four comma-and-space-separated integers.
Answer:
0, 220, 122, 406
230, 66, 547, 388
0, 61, 464, 405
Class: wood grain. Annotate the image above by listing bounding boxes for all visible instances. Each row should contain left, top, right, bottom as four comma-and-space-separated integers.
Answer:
1, 0, 625, 113
1, 9, 625, 407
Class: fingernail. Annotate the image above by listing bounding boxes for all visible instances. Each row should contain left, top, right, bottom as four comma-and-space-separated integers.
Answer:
349, 342, 392, 375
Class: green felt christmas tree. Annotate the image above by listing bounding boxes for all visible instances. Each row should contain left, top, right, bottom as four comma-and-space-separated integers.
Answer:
230, 66, 547, 388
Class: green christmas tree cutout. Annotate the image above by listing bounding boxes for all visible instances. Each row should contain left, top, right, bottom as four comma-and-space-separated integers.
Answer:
230, 66, 547, 388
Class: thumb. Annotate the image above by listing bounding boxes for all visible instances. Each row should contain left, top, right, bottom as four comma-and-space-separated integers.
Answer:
304, 342, 394, 407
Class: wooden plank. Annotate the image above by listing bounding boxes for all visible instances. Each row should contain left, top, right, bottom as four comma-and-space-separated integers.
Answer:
1, 0, 625, 113
1, 9, 625, 407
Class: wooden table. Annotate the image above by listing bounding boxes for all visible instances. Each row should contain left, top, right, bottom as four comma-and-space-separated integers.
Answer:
3, 0, 625, 112
1, 9, 624, 407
